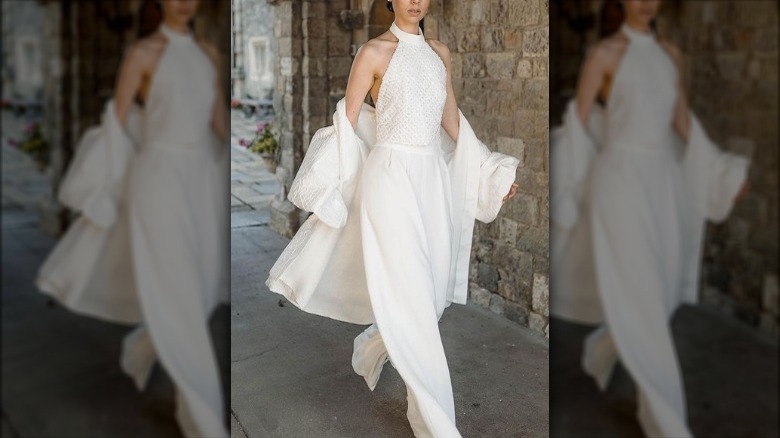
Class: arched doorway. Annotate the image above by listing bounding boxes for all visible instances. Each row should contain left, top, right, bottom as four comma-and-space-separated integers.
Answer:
368, 0, 394, 39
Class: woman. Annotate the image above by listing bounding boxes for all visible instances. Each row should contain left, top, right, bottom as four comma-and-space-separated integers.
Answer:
36, 1, 229, 436
265, 0, 520, 436
550, 1, 748, 436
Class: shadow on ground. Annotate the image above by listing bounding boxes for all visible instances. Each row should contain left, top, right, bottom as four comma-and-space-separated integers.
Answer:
550, 309, 778, 438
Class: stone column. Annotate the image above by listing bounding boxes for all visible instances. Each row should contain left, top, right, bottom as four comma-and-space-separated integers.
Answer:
269, 0, 304, 238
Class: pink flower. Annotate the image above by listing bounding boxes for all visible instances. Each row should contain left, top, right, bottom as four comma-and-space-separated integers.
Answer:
239, 138, 248, 147
7, 139, 18, 147
257, 122, 266, 134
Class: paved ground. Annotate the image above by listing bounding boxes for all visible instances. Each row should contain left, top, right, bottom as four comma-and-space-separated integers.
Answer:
550, 309, 779, 438
1, 110, 230, 437
228, 111, 551, 438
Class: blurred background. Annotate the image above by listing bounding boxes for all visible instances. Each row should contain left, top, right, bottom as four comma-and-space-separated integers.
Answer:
2, 1, 230, 436
549, 1, 778, 437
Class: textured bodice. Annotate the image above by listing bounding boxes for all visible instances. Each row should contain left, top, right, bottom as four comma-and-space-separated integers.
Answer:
375, 22, 447, 146
142, 24, 216, 150
605, 24, 678, 150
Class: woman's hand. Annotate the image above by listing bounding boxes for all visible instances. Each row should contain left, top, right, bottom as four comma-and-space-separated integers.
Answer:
502, 183, 519, 204
736, 181, 749, 201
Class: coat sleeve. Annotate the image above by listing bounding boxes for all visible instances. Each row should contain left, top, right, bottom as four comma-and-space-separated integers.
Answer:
682, 114, 749, 223
549, 100, 603, 229
57, 99, 137, 229
474, 140, 521, 223
287, 100, 371, 229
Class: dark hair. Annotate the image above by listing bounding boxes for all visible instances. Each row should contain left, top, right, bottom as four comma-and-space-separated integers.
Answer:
599, 0, 657, 38
386, 1, 393, 12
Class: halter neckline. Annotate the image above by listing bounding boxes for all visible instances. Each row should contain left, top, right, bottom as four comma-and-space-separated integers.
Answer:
621, 23, 655, 45
160, 23, 193, 44
390, 22, 425, 44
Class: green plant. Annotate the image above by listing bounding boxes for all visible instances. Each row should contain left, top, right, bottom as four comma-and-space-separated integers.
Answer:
16, 122, 49, 167
248, 122, 278, 156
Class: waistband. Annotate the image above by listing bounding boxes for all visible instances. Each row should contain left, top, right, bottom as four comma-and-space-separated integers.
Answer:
374, 141, 442, 156
142, 139, 213, 153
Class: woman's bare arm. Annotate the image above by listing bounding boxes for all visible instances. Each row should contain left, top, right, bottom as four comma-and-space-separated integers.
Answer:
344, 43, 381, 131
574, 44, 609, 126
113, 45, 146, 128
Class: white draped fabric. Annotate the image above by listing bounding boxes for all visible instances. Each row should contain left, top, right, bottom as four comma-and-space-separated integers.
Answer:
267, 22, 519, 438
36, 24, 229, 438
550, 24, 749, 438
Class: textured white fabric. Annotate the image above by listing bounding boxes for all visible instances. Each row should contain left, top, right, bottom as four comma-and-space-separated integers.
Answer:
267, 22, 519, 438
376, 22, 447, 147
36, 24, 229, 438
549, 24, 749, 438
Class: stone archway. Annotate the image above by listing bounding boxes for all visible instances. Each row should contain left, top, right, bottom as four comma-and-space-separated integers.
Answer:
368, 0, 394, 39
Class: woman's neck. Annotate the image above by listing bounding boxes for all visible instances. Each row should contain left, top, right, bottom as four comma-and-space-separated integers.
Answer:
162, 18, 189, 34
623, 18, 652, 34
393, 19, 420, 36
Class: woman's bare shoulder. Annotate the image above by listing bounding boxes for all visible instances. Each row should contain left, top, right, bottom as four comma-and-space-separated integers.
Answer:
354, 34, 396, 68
123, 32, 166, 67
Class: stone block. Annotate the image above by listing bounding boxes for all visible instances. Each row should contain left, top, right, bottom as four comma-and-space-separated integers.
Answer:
469, 0, 490, 25
523, 78, 548, 110
478, 263, 499, 291
489, 293, 506, 315
498, 217, 518, 246
470, 284, 492, 308
504, 301, 529, 326
302, 1, 327, 19
532, 273, 549, 316
269, 198, 300, 238
327, 33, 352, 56
529, 311, 546, 333
505, 29, 522, 50
716, 52, 747, 80
280, 57, 299, 77
456, 28, 482, 53
497, 279, 519, 303
450, 53, 463, 78
486, 52, 516, 79
517, 59, 532, 78
522, 27, 548, 57
277, 37, 302, 57
303, 18, 326, 39
462, 53, 487, 78
327, 56, 352, 76
505, 0, 542, 26
516, 224, 548, 256
482, 27, 505, 52
304, 37, 327, 56
532, 58, 548, 77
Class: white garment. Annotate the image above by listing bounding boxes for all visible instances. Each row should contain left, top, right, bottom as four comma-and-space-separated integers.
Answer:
266, 22, 519, 438
549, 24, 749, 437
36, 24, 229, 438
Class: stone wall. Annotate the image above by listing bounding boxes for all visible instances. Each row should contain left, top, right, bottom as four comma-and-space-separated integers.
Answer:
664, 1, 778, 337
267, 0, 551, 337
549, 1, 779, 337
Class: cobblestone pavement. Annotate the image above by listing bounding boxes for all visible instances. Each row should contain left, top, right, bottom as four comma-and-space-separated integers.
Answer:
1, 111, 51, 211
230, 109, 277, 229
